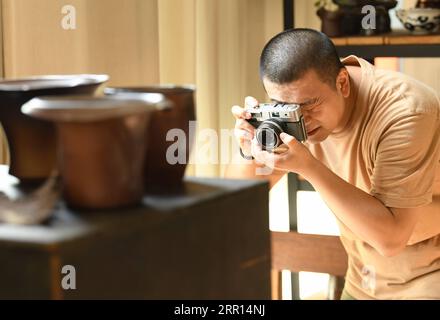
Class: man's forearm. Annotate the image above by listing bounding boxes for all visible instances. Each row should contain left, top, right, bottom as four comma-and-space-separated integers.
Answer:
301, 159, 409, 256
225, 153, 285, 189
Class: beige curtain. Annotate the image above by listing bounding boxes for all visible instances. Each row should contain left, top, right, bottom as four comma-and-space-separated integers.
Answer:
158, 0, 283, 177
1, 0, 160, 85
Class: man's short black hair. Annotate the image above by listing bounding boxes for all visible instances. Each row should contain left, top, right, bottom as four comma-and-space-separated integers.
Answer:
260, 28, 344, 88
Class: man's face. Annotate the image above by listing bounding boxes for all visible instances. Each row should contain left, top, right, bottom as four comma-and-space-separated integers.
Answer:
263, 69, 348, 144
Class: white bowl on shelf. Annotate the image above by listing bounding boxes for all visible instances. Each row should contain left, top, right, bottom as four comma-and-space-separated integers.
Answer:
396, 8, 440, 34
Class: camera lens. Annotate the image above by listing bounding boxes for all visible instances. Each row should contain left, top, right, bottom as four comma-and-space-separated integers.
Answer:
256, 119, 284, 150
259, 129, 277, 147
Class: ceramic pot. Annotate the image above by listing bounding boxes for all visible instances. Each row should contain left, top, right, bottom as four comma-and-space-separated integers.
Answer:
396, 8, 440, 34
105, 85, 196, 194
21, 93, 168, 209
332, 0, 398, 35
317, 8, 344, 37
416, 0, 440, 9
358, 0, 398, 10
333, 0, 397, 10
0, 75, 108, 183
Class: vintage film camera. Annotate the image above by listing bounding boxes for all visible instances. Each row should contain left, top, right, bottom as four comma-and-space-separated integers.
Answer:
246, 103, 307, 152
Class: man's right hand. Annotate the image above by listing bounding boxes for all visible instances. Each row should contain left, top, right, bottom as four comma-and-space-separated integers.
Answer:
231, 96, 259, 159
226, 96, 286, 188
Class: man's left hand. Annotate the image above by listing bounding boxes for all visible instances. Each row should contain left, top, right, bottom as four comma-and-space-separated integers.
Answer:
251, 132, 315, 175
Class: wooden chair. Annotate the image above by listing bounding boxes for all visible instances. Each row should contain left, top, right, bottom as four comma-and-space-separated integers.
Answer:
271, 231, 348, 300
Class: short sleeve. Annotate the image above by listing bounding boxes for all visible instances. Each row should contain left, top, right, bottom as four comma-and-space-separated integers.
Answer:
370, 112, 440, 208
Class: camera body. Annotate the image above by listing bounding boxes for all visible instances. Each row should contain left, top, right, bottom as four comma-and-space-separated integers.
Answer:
246, 103, 307, 151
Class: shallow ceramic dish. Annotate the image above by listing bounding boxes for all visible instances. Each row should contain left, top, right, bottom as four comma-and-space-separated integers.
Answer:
0, 74, 109, 183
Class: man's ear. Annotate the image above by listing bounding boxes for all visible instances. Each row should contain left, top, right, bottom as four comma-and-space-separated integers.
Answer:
336, 68, 350, 98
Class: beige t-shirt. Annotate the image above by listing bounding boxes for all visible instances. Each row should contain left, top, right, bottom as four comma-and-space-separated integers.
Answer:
307, 56, 440, 299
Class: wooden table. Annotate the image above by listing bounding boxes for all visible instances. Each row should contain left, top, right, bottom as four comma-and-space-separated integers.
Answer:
0, 175, 271, 300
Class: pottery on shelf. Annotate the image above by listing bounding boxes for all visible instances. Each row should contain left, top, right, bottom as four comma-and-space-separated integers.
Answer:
333, 0, 397, 9
324, 0, 398, 36
396, 8, 440, 34
317, 7, 344, 37
21, 93, 169, 209
416, 0, 440, 9
105, 85, 196, 194
0, 74, 108, 183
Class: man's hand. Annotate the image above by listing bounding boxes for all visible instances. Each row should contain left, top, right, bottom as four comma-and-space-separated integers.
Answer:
231, 96, 258, 158
225, 96, 287, 188
251, 132, 315, 175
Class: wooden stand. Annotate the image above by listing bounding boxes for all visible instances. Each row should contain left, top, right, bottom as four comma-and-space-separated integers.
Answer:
0, 177, 271, 300
331, 31, 440, 59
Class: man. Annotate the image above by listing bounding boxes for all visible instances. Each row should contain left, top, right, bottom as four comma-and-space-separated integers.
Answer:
226, 28, 440, 299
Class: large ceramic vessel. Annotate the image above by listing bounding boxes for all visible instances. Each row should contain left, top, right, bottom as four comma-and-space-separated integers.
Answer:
105, 85, 196, 194
0, 75, 109, 183
22, 93, 168, 209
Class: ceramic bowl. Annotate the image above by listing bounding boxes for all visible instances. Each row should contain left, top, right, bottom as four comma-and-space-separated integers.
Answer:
396, 8, 440, 33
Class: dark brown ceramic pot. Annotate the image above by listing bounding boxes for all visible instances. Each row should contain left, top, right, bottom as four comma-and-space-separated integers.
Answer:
21, 93, 168, 209
416, 0, 440, 9
105, 86, 196, 194
317, 7, 344, 37
0, 75, 108, 183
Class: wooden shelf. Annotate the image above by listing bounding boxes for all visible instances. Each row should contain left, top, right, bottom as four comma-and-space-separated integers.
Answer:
332, 31, 440, 46
330, 31, 440, 59
332, 35, 384, 46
